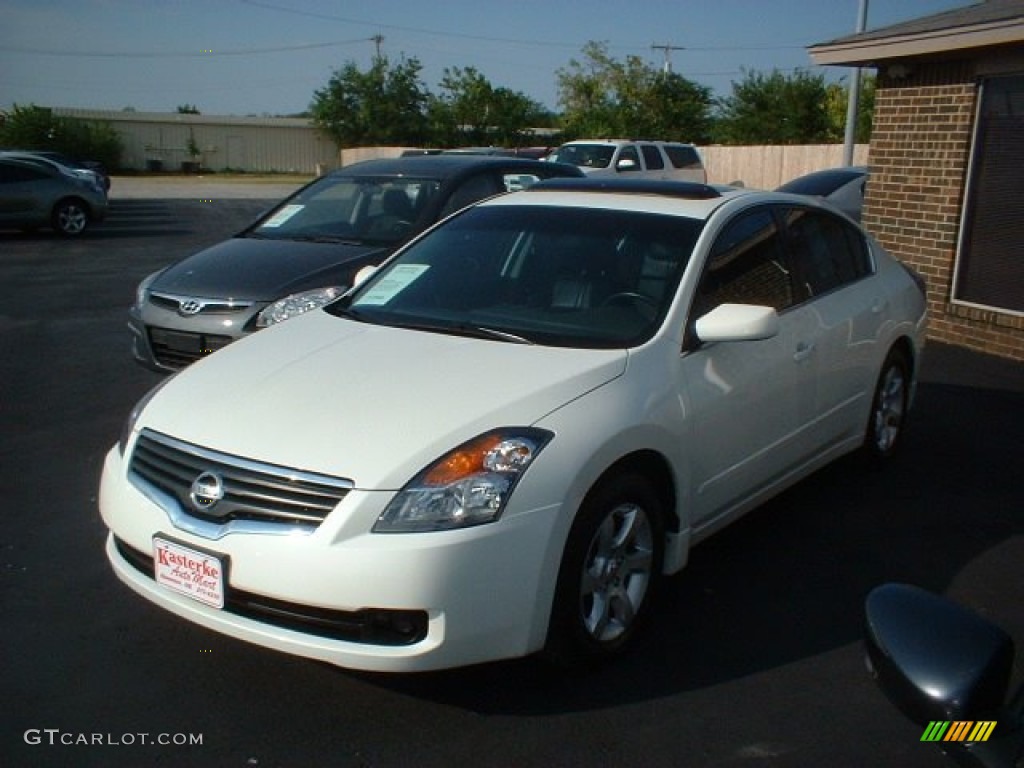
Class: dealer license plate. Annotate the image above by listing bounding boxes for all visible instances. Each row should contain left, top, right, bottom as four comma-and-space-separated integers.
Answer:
153, 537, 225, 609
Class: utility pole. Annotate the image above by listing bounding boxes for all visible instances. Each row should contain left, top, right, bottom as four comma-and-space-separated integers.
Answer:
843, 0, 869, 166
370, 33, 384, 60
651, 43, 685, 74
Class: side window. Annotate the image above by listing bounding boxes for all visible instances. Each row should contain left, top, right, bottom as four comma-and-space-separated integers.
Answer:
640, 145, 664, 170
695, 208, 793, 315
616, 145, 642, 172
783, 207, 872, 297
439, 174, 504, 218
664, 145, 701, 169
0, 163, 46, 183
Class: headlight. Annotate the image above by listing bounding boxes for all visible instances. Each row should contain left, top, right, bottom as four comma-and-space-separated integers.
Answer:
256, 286, 345, 328
118, 375, 176, 455
373, 428, 553, 533
134, 270, 163, 310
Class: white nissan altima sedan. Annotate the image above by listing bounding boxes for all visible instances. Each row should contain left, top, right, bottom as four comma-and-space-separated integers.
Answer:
100, 177, 928, 672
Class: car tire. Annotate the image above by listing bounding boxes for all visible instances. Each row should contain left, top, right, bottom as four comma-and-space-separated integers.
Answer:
52, 198, 90, 236
544, 472, 664, 669
864, 347, 910, 461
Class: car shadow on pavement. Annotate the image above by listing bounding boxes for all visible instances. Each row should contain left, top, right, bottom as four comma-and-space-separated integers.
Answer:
355, 373, 1024, 715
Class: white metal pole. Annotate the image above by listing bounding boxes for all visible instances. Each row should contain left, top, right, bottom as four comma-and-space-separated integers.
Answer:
843, 0, 869, 166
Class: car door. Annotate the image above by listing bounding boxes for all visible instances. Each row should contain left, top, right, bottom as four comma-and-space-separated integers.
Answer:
679, 205, 817, 531
0, 161, 47, 221
639, 144, 668, 179
780, 205, 884, 447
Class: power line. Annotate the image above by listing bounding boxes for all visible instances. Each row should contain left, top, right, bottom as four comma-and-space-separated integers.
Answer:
237, 0, 808, 54
0, 38, 373, 59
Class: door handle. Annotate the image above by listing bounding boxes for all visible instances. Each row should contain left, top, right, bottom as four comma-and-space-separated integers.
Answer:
794, 341, 815, 362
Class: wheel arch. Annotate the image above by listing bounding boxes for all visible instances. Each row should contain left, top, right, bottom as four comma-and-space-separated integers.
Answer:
886, 334, 920, 407
587, 450, 678, 534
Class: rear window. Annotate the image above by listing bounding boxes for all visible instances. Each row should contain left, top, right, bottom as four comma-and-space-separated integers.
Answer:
664, 145, 702, 170
777, 169, 864, 197
783, 207, 872, 297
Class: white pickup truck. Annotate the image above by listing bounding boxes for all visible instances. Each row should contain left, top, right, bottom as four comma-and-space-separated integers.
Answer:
546, 139, 706, 182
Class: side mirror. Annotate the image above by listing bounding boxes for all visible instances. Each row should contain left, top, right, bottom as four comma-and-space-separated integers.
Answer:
864, 583, 1014, 724
615, 158, 639, 172
694, 303, 779, 343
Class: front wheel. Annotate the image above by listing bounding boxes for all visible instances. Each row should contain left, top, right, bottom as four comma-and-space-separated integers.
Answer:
864, 348, 910, 461
544, 473, 663, 668
52, 198, 90, 236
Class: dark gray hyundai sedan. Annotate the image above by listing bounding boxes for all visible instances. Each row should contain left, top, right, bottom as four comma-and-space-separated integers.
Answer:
129, 155, 583, 372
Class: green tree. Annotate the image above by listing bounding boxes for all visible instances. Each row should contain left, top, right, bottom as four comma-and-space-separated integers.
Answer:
487, 86, 547, 146
176, 104, 201, 114
0, 104, 122, 168
311, 55, 430, 147
713, 68, 832, 145
556, 42, 713, 142
824, 74, 875, 142
431, 66, 548, 147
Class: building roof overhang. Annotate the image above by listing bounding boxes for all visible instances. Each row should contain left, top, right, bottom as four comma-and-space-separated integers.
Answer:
809, 1, 1024, 66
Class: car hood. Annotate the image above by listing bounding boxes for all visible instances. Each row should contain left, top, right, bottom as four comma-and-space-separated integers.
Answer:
138, 311, 628, 489
152, 236, 386, 300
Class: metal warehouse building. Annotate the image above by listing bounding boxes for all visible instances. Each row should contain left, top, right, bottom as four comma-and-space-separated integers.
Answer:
55, 108, 339, 174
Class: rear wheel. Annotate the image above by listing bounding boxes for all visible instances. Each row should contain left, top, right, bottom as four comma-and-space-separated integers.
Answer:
52, 198, 90, 236
864, 348, 910, 461
545, 473, 663, 668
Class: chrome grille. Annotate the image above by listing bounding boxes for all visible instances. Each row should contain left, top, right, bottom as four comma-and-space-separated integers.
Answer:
128, 429, 352, 536
150, 292, 254, 315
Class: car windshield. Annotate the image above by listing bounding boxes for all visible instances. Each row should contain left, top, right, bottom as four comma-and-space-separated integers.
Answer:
547, 144, 616, 170
331, 204, 704, 349
249, 175, 441, 245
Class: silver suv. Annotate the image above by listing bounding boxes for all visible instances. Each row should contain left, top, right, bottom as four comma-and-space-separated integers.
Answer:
547, 140, 706, 182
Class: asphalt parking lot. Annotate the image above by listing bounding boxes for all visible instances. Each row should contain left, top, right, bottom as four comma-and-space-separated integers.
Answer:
2, 179, 1023, 768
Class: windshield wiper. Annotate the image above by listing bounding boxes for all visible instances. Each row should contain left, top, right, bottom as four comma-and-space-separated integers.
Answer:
331, 306, 367, 322
379, 318, 534, 344
457, 324, 534, 345
284, 234, 364, 245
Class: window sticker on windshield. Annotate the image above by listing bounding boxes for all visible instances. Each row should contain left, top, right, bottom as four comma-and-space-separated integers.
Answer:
357, 264, 430, 305
261, 204, 304, 228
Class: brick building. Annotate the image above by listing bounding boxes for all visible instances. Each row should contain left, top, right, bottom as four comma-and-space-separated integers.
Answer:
810, 0, 1024, 361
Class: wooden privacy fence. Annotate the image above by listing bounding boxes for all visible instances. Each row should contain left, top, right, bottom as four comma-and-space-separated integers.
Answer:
700, 144, 869, 189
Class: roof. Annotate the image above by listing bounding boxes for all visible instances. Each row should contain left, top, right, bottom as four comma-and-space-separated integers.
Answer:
51, 107, 316, 128
333, 155, 583, 179
808, 0, 1024, 66
487, 178, 756, 221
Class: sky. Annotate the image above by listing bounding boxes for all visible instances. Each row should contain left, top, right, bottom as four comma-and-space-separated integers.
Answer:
1, 0, 975, 117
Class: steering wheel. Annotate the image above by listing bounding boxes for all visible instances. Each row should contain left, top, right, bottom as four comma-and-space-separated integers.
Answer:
602, 291, 658, 321
602, 292, 657, 309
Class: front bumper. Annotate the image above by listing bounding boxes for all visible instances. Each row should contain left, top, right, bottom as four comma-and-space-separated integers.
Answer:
129, 304, 254, 373
99, 446, 561, 672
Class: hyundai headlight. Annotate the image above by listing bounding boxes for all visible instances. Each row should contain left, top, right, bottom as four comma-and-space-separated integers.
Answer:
134, 269, 164, 310
373, 428, 552, 533
256, 286, 345, 328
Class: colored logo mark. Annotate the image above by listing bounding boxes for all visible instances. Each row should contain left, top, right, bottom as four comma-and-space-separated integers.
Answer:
921, 721, 997, 742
